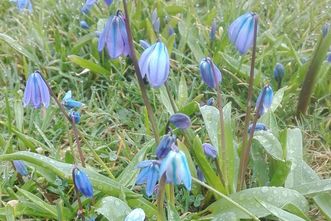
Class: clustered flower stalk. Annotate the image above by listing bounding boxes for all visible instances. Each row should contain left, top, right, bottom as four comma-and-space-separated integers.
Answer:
237, 15, 259, 191
122, 0, 160, 143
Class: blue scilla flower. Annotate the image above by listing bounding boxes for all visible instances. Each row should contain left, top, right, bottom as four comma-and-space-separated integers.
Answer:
11, 0, 33, 12
255, 85, 273, 116
202, 143, 217, 159
80, 20, 90, 30
274, 63, 285, 89
98, 12, 130, 59
228, 12, 257, 54
135, 160, 160, 196
196, 166, 205, 182
207, 97, 215, 106
73, 168, 93, 198
139, 41, 170, 88
70, 111, 81, 124
159, 149, 191, 190
156, 134, 176, 159
62, 91, 83, 110
23, 71, 50, 109
13, 160, 29, 176
81, 0, 96, 14
169, 113, 191, 129
248, 122, 267, 134
124, 208, 145, 221
199, 57, 222, 89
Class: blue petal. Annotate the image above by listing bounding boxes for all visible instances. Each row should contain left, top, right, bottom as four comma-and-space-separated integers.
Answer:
31, 73, 41, 108
178, 151, 191, 190
138, 43, 157, 78
146, 167, 159, 196
74, 170, 93, 198
107, 17, 124, 58
228, 13, 251, 45
23, 74, 33, 107
136, 160, 153, 168
235, 16, 254, 54
35, 72, 50, 108
136, 167, 149, 184
119, 17, 130, 56
159, 150, 175, 180
98, 16, 113, 52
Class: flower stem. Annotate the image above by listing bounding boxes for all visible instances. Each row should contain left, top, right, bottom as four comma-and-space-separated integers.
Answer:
122, 0, 160, 143
39, 72, 86, 168
157, 174, 167, 221
237, 86, 266, 190
192, 177, 260, 221
237, 15, 259, 191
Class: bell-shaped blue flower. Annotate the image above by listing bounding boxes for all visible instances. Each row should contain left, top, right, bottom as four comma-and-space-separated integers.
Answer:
139, 41, 170, 88
159, 149, 191, 190
135, 160, 160, 196
199, 57, 222, 89
73, 168, 94, 198
228, 12, 257, 54
248, 122, 267, 134
13, 160, 29, 176
274, 63, 285, 89
202, 143, 217, 159
62, 91, 83, 110
156, 134, 176, 159
81, 0, 96, 14
11, 0, 33, 12
98, 12, 130, 59
169, 113, 191, 129
124, 208, 145, 221
255, 85, 273, 116
23, 71, 50, 109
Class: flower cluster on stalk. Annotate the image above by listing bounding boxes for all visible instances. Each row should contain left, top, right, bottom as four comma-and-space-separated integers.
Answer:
62, 90, 83, 124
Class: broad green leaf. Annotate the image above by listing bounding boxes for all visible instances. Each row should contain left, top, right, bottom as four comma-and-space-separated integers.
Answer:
200, 105, 219, 151
258, 200, 305, 221
251, 142, 270, 186
117, 142, 152, 187
159, 85, 175, 115
0, 151, 157, 218
208, 186, 309, 219
178, 74, 188, 108
0, 33, 40, 65
313, 193, 331, 221
254, 131, 284, 161
271, 87, 287, 111
270, 160, 291, 186
179, 101, 200, 116
71, 32, 96, 54
212, 212, 238, 221
259, 111, 279, 137
96, 196, 131, 221
293, 179, 331, 196
283, 203, 311, 221
167, 203, 181, 221
68, 55, 109, 76
5, 206, 14, 221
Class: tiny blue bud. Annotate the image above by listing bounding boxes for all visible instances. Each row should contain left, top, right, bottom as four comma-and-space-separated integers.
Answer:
196, 166, 205, 182
139, 41, 170, 88
322, 24, 330, 38
156, 134, 176, 159
124, 208, 145, 221
207, 97, 215, 106
23, 71, 50, 109
248, 122, 267, 134
169, 113, 191, 129
73, 168, 94, 198
151, 9, 160, 33
274, 63, 285, 89
228, 12, 258, 54
199, 57, 222, 89
168, 26, 175, 36
327, 52, 331, 63
80, 20, 90, 30
202, 143, 217, 159
255, 85, 273, 116
210, 20, 217, 41
70, 111, 81, 124
13, 160, 29, 176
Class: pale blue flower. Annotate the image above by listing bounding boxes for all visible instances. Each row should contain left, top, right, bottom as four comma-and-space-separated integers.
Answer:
169, 113, 191, 129
135, 160, 160, 196
255, 85, 273, 116
202, 143, 217, 159
199, 57, 222, 89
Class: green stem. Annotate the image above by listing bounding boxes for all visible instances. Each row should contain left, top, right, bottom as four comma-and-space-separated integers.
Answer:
157, 174, 167, 221
192, 177, 260, 221
122, 0, 160, 143
237, 15, 259, 191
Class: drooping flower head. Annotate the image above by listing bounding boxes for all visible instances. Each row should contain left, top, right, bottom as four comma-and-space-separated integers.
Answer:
255, 85, 273, 116
156, 134, 176, 159
98, 12, 130, 59
62, 91, 83, 110
202, 143, 217, 159
135, 160, 160, 196
73, 168, 94, 198
169, 113, 191, 129
199, 57, 222, 89
23, 71, 50, 109
11, 0, 33, 12
81, 0, 96, 14
13, 160, 29, 176
248, 122, 267, 134
159, 148, 192, 190
139, 41, 170, 88
228, 12, 258, 54
274, 63, 285, 89
80, 20, 90, 30
124, 208, 145, 221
